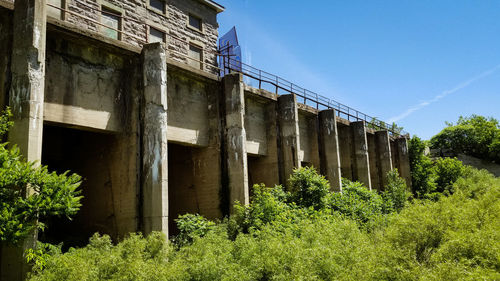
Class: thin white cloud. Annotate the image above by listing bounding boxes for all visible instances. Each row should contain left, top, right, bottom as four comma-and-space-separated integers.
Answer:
388, 64, 500, 123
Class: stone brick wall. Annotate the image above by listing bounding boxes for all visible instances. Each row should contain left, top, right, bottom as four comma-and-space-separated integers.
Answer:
19, 0, 220, 73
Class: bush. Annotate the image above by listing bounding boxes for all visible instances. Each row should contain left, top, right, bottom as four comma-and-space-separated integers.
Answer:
409, 136, 437, 198
382, 169, 410, 213
0, 109, 82, 245
433, 157, 466, 194
326, 179, 386, 229
288, 166, 330, 210
173, 214, 215, 247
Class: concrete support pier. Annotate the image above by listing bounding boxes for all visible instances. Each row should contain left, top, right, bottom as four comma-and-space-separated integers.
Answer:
396, 137, 411, 188
141, 43, 169, 236
223, 73, 249, 212
277, 94, 301, 187
375, 130, 393, 189
318, 109, 342, 191
351, 121, 372, 189
1, 0, 47, 280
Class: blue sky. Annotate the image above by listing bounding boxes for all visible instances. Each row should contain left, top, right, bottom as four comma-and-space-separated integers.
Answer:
216, 0, 500, 140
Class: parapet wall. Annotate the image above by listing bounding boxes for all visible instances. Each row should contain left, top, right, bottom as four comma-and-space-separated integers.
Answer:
0, 2, 410, 280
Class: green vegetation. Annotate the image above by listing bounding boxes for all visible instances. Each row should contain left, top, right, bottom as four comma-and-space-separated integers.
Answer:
0, 109, 82, 245
430, 115, 500, 162
2, 113, 496, 280
27, 165, 500, 280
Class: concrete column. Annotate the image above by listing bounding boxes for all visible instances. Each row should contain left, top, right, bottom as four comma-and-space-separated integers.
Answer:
318, 109, 342, 191
375, 130, 393, 189
396, 137, 411, 188
337, 123, 353, 181
8, 0, 47, 162
141, 43, 168, 236
277, 94, 301, 187
1, 1, 47, 280
351, 121, 372, 189
222, 73, 249, 212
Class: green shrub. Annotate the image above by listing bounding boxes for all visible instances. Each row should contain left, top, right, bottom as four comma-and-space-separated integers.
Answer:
409, 136, 437, 199
326, 179, 385, 228
173, 214, 215, 247
433, 157, 466, 194
382, 169, 410, 213
0, 109, 82, 245
288, 166, 330, 210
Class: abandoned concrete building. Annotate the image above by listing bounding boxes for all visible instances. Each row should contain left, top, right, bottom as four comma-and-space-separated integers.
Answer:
0, 0, 410, 279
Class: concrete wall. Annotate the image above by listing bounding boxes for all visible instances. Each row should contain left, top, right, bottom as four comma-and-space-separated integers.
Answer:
0, 2, 412, 279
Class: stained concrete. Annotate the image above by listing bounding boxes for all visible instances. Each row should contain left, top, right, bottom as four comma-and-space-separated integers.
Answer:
141, 43, 168, 236
376, 130, 393, 189
351, 121, 372, 189
278, 94, 301, 186
318, 109, 342, 191
222, 73, 249, 212
338, 122, 354, 181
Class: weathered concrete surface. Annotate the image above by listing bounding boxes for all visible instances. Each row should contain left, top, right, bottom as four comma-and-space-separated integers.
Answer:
337, 122, 354, 181
396, 137, 411, 188
167, 68, 211, 146
367, 132, 380, 190
2, 0, 46, 280
298, 111, 320, 168
245, 95, 280, 188
0, 7, 12, 110
376, 130, 393, 189
351, 121, 372, 189
141, 43, 168, 236
318, 109, 342, 191
278, 94, 301, 187
223, 73, 249, 212
44, 32, 132, 133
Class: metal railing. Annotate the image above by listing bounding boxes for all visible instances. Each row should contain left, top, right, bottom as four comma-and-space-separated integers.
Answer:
45, 2, 406, 136
220, 52, 407, 136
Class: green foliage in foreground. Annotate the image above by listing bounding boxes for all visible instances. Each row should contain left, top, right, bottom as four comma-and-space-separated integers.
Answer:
29, 167, 500, 280
430, 115, 500, 162
0, 109, 82, 245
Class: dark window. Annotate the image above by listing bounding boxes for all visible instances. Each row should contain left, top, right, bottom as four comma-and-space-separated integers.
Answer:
101, 7, 121, 40
149, 26, 165, 43
188, 14, 202, 31
149, 0, 165, 14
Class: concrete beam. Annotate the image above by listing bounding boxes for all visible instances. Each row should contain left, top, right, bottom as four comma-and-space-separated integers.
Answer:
222, 73, 249, 212
318, 109, 342, 191
2, 1, 47, 280
277, 94, 301, 187
141, 43, 168, 236
375, 130, 393, 189
396, 137, 412, 188
351, 121, 372, 189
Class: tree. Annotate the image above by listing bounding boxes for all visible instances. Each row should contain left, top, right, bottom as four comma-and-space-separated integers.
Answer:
0, 109, 82, 245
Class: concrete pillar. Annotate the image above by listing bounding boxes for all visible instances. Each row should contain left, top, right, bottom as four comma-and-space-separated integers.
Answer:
141, 43, 168, 236
277, 94, 301, 187
222, 73, 249, 212
396, 137, 411, 188
351, 121, 372, 189
337, 123, 353, 181
375, 130, 393, 189
318, 109, 342, 191
367, 133, 380, 190
1, 1, 47, 280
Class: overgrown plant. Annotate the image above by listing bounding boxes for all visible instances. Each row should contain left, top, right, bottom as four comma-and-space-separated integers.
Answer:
0, 109, 83, 245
